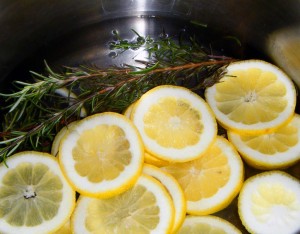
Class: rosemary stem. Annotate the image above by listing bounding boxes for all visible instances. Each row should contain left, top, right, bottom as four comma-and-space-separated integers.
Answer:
147, 59, 236, 75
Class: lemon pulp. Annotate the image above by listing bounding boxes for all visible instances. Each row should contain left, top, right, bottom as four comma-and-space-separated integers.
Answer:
205, 60, 297, 134
59, 112, 144, 197
215, 68, 287, 124
73, 124, 131, 183
177, 215, 242, 234
85, 184, 160, 232
238, 171, 300, 234
251, 183, 299, 223
179, 222, 226, 234
0, 162, 63, 227
132, 85, 217, 162
144, 97, 203, 148
163, 143, 230, 201
239, 123, 298, 154
72, 175, 174, 233
227, 114, 300, 169
161, 137, 244, 215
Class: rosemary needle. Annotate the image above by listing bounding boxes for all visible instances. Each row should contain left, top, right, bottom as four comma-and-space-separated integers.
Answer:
0, 30, 236, 162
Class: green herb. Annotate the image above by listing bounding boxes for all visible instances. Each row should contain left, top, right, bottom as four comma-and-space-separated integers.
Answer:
190, 20, 208, 28
0, 29, 236, 162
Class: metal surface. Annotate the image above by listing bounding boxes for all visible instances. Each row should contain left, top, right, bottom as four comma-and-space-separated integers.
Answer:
0, 1, 300, 233
1, 0, 300, 83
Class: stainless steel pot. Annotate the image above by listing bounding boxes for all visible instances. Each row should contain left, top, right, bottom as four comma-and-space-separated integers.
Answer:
1, 0, 300, 85
1, 1, 300, 233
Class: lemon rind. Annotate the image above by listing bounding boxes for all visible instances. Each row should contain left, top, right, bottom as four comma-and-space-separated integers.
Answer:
143, 164, 186, 233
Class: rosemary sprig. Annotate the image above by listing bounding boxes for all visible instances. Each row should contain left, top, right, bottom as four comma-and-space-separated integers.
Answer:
0, 30, 236, 162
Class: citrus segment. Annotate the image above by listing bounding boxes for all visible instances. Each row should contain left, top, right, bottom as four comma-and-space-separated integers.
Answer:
161, 136, 244, 215
58, 112, 144, 197
177, 215, 242, 234
238, 171, 300, 234
228, 114, 300, 169
205, 60, 296, 134
71, 174, 174, 234
132, 85, 217, 162
143, 164, 186, 232
0, 151, 75, 234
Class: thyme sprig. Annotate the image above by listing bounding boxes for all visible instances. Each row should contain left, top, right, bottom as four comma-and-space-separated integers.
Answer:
0, 30, 236, 162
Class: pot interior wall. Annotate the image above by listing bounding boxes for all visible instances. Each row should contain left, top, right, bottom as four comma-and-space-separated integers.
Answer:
1, 0, 300, 85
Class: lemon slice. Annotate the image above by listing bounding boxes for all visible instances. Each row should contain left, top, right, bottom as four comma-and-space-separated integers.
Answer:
143, 164, 186, 232
238, 171, 300, 234
161, 136, 244, 215
267, 27, 300, 88
205, 60, 297, 134
55, 88, 87, 118
0, 151, 75, 234
71, 174, 174, 233
177, 215, 242, 234
144, 152, 170, 167
132, 85, 217, 162
51, 121, 78, 156
123, 101, 136, 119
58, 112, 144, 198
228, 114, 300, 170
53, 219, 71, 234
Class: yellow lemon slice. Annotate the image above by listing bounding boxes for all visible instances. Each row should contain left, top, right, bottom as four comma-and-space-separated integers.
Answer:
123, 101, 136, 119
144, 152, 170, 167
177, 215, 242, 234
58, 112, 144, 198
71, 174, 174, 233
55, 88, 87, 118
53, 219, 71, 234
161, 136, 244, 215
228, 114, 300, 170
143, 164, 186, 232
51, 121, 78, 156
238, 171, 300, 234
132, 85, 217, 162
0, 151, 75, 234
267, 26, 300, 88
205, 60, 297, 134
